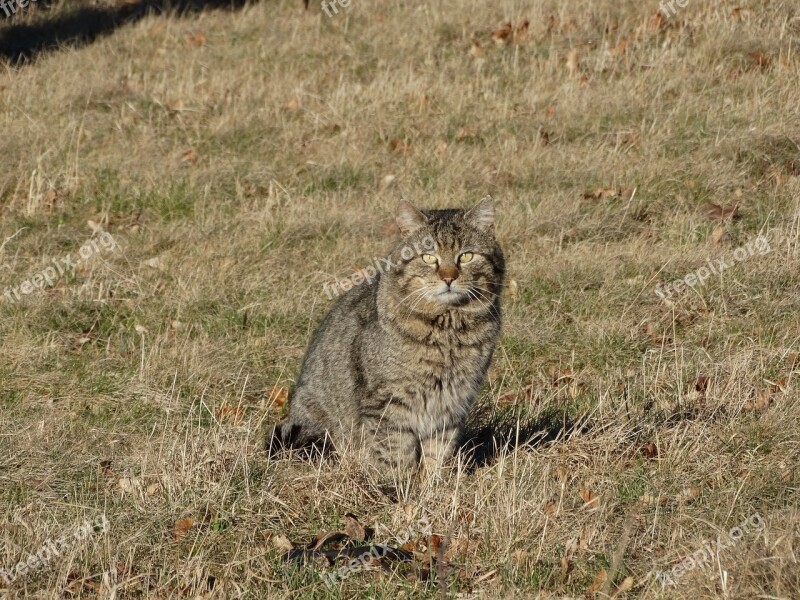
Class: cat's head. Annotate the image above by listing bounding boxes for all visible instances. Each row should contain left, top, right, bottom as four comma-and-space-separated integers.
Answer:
385, 196, 505, 313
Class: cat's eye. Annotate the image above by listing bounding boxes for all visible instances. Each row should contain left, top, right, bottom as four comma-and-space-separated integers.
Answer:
459, 252, 474, 264
421, 254, 438, 265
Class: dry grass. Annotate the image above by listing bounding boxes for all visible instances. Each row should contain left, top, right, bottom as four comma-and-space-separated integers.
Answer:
1, 0, 799, 597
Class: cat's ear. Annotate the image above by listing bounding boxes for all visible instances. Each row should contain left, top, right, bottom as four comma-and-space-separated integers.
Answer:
396, 200, 428, 236
465, 195, 495, 232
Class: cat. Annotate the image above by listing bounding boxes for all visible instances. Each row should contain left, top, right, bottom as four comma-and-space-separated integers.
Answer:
268, 197, 505, 470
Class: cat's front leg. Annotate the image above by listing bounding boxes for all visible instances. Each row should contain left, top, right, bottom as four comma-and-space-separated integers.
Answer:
419, 427, 460, 473
362, 420, 420, 472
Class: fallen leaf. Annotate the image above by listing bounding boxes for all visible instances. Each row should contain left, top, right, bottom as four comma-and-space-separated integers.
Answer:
703, 202, 740, 220
216, 404, 245, 424
491, 22, 513, 46
642, 442, 658, 459
146, 483, 160, 497
710, 225, 727, 244
182, 149, 198, 164
640, 492, 668, 506
544, 500, 558, 517
583, 187, 619, 200
269, 386, 288, 408
455, 127, 478, 142
343, 513, 367, 541
788, 352, 800, 371
587, 568, 607, 594
689, 375, 712, 394
613, 576, 635, 596
388, 139, 411, 155
174, 518, 196, 540
505, 279, 518, 299
677, 486, 701, 504
469, 39, 484, 58
579, 487, 599, 509
272, 534, 294, 552
750, 51, 772, 69
380, 174, 396, 190
185, 32, 206, 46
566, 48, 580, 76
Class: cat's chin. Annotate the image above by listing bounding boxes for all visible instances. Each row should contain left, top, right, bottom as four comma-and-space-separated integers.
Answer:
433, 290, 470, 306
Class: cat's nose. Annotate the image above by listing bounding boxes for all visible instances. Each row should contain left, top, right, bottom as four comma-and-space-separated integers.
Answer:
439, 265, 459, 287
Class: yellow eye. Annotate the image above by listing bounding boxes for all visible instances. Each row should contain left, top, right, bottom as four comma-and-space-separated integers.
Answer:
421, 254, 438, 265
459, 252, 474, 264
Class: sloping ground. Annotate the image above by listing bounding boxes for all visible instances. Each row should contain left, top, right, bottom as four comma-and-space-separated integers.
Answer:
0, 0, 798, 597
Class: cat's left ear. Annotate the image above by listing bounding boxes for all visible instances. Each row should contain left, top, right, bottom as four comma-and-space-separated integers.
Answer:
465, 196, 495, 232
396, 200, 428, 236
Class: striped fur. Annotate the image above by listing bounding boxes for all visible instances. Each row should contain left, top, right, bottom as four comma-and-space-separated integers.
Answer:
269, 197, 505, 470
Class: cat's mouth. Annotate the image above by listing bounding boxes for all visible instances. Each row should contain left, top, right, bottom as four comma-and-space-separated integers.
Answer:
433, 287, 470, 306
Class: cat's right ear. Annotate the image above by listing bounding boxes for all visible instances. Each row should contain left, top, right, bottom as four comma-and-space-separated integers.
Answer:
396, 200, 428, 236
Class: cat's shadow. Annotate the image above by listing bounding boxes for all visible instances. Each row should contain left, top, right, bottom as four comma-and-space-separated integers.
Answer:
458, 409, 578, 473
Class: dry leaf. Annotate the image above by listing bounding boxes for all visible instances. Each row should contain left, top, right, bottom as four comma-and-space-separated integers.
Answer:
587, 568, 607, 594
544, 500, 558, 517
272, 534, 294, 552
750, 51, 772, 69
677, 486, 701, 504
343, 513, 367, 541
146, 483, 160, 497
566, 48, 580, 76
174, 518, 196, 540
455, 127, 478, 142
642, 442, 658, 459
703, 202, 740, 220
216, 404, 245, 424
388, 139, 411, 155
505, 279, 518, 299
269, 387, 288, 408
583, 187, 619, 200
469, 39, 484, 58
185, 32, 206, 46
491, 22, 513, 46
710, 225, 726, 244
182, 149, 198, 164
579, 487, 599, 509
380, 174, 396, 190
788, 352, 800, 372
640, 492, 668, 506
613, 576, 635, 596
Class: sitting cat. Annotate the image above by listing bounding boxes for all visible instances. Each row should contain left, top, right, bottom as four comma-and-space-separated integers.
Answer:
269, 197, 505, 470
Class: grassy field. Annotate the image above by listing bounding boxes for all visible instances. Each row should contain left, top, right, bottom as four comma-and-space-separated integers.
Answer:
1, 0, 799, 597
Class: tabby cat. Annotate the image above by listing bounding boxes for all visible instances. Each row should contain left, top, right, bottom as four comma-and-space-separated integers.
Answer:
269, 197, 505, 470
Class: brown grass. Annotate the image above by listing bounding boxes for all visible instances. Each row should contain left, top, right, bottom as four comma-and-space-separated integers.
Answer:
1, 0, 799, 597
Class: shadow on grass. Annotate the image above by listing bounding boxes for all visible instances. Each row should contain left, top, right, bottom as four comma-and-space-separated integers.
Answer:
458, 408, 581, 472
0, 0, 299, 65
